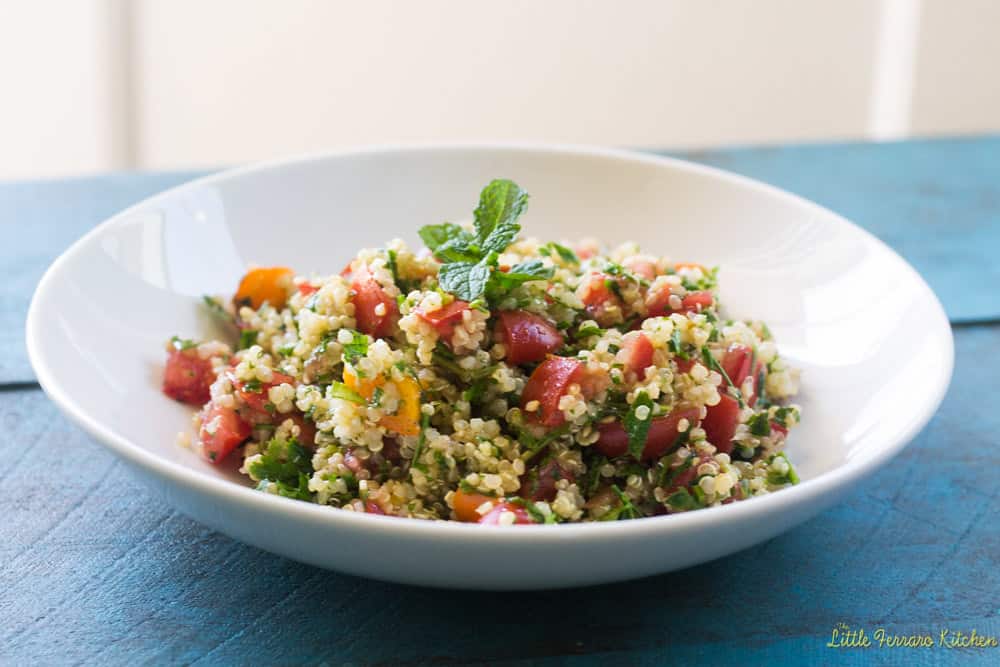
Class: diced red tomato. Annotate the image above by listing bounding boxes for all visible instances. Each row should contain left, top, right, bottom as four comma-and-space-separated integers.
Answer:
616, 332, 654, 378
286, 412, 316, 447
364, 500, 386, 515
415, 300, 470, 343
646, 289, 715, 318
163, 348, 214, 406
519, 459, 575, 502
721, 344, 765, 405
579, 273, 620, 324
496, 310, 564, 365
771, 422, 788, 437
297, 283, 319, 296
477, 502, 535, 525
521, 356, 585, 427
625, 258, 659, 281
199, 404, 252, 464
452, 489, 497, 522
594, 406, 701, 461
663, 453, 713, 493
702, 394, 741, 454
675, 357, 696, 374
350, 266, 398, 339
233, 371, 296, 414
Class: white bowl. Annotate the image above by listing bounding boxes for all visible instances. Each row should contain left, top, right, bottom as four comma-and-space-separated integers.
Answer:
26, 145, 953, 590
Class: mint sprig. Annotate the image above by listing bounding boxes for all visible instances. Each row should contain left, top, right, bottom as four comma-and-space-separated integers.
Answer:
418, 179, 552, 302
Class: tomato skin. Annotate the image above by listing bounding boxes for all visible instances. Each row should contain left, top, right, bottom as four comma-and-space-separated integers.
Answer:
452, 489, 496, 522
364, 500, 386, 515
477, 502, 535, 525
199, 404, 252, 463
415, 300, 470, 343
721, 344, 764, 405
234, 371, 296, 414
350, 267, 398, 339
625, 258, 658, 281
519, 459, 575, 502
163, 348, 214, 406
580, 273, 621, 324
297, 283, 319, 297
496, 310, 564, 365
521, 356, 585, 427
663, 453, 713, 493
594, 407, 702, 461
233, 266, 294, 310
646, 289, 714, 318
675, 357, 696, 374
702, 394, 741, 454
617, 332, 654, 377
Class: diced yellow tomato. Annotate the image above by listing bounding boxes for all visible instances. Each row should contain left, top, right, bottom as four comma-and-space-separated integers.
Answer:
233, 266, 294, 309
343, 367, 421, 436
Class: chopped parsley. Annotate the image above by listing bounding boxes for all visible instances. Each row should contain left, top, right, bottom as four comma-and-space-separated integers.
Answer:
624, 391, 655, 459
747, 412, 771, 437
341, 331, 370, 365
249, 437, 314, 501
169, 335, 197, 351
238, 329, 259, 349
328, 381, 365, 404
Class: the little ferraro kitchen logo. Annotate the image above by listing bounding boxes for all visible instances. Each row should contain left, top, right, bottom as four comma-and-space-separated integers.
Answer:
827, 622, 998, 651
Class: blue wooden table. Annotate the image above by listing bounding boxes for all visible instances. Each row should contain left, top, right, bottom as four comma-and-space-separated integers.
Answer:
3, 138, 999, 666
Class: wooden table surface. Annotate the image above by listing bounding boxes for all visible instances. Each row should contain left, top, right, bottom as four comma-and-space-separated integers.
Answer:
2, 138, 998, 666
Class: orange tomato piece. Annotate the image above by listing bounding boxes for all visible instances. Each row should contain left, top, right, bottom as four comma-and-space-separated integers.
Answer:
233, 266, 294, 309
343, 366, 421, 436
452, 489, 497, 522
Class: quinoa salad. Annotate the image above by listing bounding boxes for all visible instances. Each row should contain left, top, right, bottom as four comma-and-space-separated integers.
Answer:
162, 179, 801, 525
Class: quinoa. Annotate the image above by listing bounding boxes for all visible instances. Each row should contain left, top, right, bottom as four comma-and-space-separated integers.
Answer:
161, 179, 802, 524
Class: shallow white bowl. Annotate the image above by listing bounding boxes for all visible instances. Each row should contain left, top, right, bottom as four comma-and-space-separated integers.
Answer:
26, 145, 952, 590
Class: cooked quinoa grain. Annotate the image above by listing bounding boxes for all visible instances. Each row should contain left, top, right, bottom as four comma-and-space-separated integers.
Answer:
161, 179, 802, 524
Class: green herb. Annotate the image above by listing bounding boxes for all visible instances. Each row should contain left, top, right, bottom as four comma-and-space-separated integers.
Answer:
766, 453, 800, 486
601, 484, 643, 520
386, 248, 399, 283
328, 381, 365, 404
438, 261, 492, 302
462, 377, 490, 405
701, 347, 745, 407
341, 331, 370, 364
263, 401, 276, 413
243, 378, 263, 393
487, 259, 554, 292
278, 343, 296, 357
169, 335, 197, 351
418, 180, 532, 302
748, 412, 771, 437
668, 328, 690, 360
581, 454, 609, 495
539, 242, 579, 264
409, 413, 431, 473
624, 391, 654, 459
665, 487, 703, 511
575, 324, 603, 339
202, 295, 235, 325
774, 406, 799, 428
238, 329, 259, 349
248, 437, 314, 501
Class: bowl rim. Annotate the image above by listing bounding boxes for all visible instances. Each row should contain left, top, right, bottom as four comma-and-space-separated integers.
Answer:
25, 142, 954, 543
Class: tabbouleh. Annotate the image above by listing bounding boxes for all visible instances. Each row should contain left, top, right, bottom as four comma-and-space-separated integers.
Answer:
162, 179, 801, 525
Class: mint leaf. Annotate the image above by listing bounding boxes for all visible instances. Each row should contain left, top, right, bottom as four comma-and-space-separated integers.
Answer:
488, 259, 555, 292
624, 391, 654, 459
434, 237, 482, 263
418, 223, 470, 252
473, 179, 529, 245
480, 221, 522, 255
438, 261, 492, 302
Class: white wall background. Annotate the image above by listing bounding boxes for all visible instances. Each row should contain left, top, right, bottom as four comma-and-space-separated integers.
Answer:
0, 0, 997, 180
